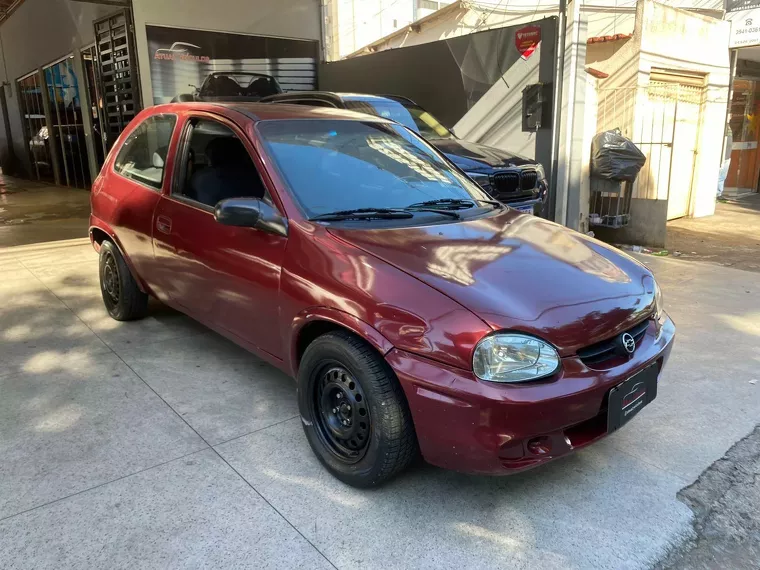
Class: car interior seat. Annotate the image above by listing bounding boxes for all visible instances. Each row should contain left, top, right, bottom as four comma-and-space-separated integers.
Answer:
206, 75, 243, 97
189, 136, 265, 207
247, 77, 278, 99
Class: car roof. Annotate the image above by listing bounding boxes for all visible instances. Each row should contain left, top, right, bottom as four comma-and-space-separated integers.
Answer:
148, 102, 394, 123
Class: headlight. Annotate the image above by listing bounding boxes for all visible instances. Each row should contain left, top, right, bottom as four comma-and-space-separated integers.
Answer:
535, 164, 546, 181
473, 334, 561, 383
654, 278, 664, 321
464, 171, 491, 189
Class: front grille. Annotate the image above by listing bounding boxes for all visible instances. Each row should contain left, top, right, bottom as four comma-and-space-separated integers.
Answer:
492, 172, 520, 195
521, 170, 538, 190
492, 169, 539, 200
577, 318, 650, 366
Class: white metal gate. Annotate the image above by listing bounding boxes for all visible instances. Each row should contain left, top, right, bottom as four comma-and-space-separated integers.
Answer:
592, 79, 705, 223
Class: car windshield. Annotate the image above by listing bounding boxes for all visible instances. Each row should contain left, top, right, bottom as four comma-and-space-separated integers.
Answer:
342, 98, 454, 140
257, 119, 489, 219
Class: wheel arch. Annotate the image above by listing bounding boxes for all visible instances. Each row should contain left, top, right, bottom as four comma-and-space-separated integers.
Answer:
89, 222, 148, 294
290, 308, 395, 377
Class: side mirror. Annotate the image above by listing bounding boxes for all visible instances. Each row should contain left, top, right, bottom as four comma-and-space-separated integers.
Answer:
214, 198, 288, 237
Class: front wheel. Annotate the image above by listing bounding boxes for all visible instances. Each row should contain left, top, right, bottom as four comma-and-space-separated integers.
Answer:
99, 240, 148, 321
298, 330, 418, 487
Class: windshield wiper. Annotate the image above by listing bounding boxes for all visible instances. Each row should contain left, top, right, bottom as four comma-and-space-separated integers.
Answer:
311, 205, 465, 222
407, 198, 502, 210
311, 208, 414, 221
402, 206, 461, 219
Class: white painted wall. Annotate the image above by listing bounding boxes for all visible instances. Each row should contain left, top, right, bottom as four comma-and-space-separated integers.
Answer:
636, 1, 731, 218
131, 0, 322, 107
590, 0, 729, 238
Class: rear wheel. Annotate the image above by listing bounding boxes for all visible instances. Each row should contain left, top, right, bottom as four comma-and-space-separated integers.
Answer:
298, 330, 418, 487
99, 240, 148, 321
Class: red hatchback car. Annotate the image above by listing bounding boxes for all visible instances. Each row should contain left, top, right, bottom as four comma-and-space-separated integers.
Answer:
90, 103, 675, 487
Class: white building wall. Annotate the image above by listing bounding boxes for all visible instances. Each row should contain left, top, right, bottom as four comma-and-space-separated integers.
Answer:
131, 0, 322, 106
345, 0, 724, 56
445, 0, 723, 37
325, 0, 456, 59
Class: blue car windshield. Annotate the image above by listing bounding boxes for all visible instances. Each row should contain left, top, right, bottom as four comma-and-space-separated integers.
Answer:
256, 119, 489, 219
342, 97, 454, 140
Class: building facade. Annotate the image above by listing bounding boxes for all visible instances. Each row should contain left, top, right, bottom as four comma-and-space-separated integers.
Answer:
323, 0, 455, 60
0, 0, 321, 188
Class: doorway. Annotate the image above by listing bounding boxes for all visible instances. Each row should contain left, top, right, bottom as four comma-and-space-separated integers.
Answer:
648, 70, 705, 221
725, 78, 760, 197
17, 71, 54, 182
81, 44, 106, 171
42, 56, 92, 189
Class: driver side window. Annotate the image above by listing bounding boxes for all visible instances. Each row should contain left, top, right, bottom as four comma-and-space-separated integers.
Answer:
174, 118, 269, 209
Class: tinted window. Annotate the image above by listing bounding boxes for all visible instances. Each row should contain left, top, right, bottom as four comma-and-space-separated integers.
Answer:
343, 98, 453, 139
257, 119, 488, 218
114, 114, 176, 189
176, 118, 268, 208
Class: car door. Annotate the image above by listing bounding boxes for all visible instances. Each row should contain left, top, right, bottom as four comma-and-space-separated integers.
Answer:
151, 112, 288, 358
103, 112, 179, 291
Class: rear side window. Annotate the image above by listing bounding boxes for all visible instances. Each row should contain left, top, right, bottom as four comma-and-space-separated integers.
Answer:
114, 114, 177, 189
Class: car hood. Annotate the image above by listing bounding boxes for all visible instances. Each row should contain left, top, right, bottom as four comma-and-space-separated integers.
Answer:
431, 138, 538, 172
327, 211, 656, 356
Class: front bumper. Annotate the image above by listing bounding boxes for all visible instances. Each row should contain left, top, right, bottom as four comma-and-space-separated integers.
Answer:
387, 315, 675, 475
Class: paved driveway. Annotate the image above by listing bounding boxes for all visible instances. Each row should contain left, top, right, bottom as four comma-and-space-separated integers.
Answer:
1, 235, 759, 569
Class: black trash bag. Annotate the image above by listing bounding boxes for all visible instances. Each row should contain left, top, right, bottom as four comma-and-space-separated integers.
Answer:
591, 129, 646, 182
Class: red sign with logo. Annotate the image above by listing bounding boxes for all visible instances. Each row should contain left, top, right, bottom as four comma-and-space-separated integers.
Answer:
515, 25, 541, 59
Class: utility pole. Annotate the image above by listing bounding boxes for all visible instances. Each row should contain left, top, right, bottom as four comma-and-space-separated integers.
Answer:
553, 0, 587, 230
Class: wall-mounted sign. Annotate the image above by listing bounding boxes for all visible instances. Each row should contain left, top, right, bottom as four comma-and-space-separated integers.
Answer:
515, 25, 541, 59
145, 25, 319, 105
726, 0, 760, 48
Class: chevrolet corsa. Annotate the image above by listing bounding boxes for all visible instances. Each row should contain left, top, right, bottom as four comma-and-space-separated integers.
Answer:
90, 103, 675, 487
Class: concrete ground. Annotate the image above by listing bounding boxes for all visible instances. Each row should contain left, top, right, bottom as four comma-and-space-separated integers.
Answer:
1, 177, 760, 569
667, 192, 760, 273
0, 175, 90, 247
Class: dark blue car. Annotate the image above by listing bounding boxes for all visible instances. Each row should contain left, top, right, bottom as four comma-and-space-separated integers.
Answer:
261, 92, 549, 217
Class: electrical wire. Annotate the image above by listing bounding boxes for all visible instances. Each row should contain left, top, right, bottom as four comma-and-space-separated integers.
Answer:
470, 0, 507, 34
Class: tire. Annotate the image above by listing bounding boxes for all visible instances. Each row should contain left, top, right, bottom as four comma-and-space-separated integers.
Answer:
298, 330, 418, 487
98, 240, 149, 321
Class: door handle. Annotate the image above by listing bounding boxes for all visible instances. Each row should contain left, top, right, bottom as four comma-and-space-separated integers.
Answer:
156, 215, 172, 234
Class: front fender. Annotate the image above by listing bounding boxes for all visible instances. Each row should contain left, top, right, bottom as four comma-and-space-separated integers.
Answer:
289, 307, 394, 377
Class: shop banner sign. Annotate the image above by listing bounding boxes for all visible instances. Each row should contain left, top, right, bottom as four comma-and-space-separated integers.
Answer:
515, 25, 541, 59
727, 0, 760, 48
145, 25, 319, 105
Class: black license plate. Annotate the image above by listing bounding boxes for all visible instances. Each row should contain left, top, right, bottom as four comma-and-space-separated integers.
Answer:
607, 365, 658, 433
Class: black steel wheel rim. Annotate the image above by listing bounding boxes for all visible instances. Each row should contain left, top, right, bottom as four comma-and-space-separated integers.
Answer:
102, 251, 120, 307
311, 364, 371, 463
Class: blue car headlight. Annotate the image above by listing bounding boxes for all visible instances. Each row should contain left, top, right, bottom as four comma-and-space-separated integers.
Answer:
464, 171, 491, 190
